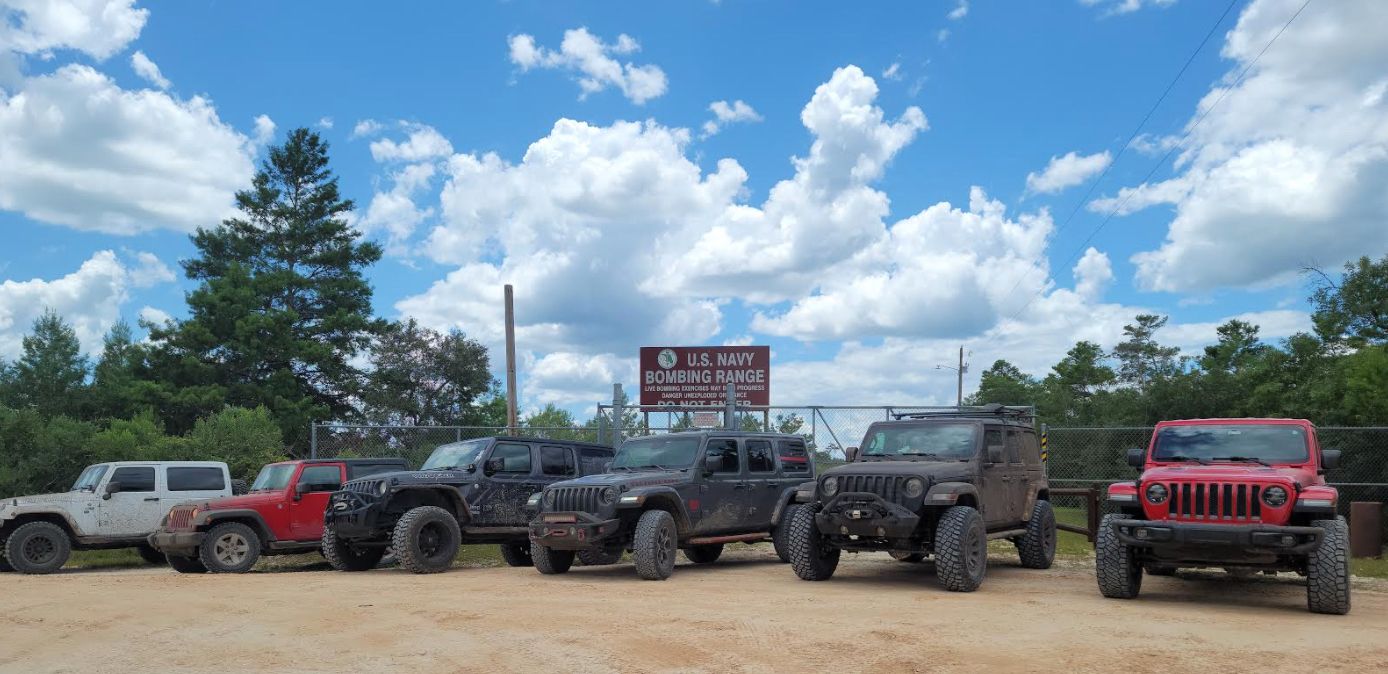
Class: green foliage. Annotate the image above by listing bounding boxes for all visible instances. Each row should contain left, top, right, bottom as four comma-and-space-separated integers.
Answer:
967, 360, 1042, 407
0, 409, 98, 496
85, 411, 190, 463
10, 309, 88, 418
1311, 255, 1388, 346
185, 406, 287, 481
152, 128, 383, 449
363, 318, 495, 425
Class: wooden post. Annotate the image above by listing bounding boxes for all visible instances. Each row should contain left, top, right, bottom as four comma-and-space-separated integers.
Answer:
504, 284, 518, 433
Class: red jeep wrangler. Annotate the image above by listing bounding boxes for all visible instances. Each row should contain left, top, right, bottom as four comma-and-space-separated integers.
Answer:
149, 458, 407, 573
1098, 418, 1350, 614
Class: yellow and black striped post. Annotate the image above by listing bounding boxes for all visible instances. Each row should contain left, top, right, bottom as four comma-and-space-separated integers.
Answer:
1040, 424, 1049, 463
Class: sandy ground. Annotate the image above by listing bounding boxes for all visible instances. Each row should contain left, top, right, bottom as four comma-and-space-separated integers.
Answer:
1, 547, 1385, 674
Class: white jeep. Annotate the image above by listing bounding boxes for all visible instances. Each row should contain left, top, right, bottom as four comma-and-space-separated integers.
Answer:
0, 461, 236, 574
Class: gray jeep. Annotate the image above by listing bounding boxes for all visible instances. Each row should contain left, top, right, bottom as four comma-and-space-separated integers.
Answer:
788, 405, 1054, 591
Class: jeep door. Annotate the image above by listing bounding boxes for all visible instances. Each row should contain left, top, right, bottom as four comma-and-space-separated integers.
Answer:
97, 465, 166, 537
288, 464, 344, 540
536, 444, 579, 487
474, 441, 541, 526
978, 429, 1014, 528
693, 437, 747, 535
742, 438, 781, 530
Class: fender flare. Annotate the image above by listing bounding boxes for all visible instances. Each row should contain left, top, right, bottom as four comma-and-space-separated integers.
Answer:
925, 481, 981, 508
385, 485, 471, 525
197, 509, 275, 543
621, 486, 692, 533
770, 485, 808, 526
0, 507, 83, 539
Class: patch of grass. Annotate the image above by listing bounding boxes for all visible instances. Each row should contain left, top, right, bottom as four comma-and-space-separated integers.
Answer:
1351, 553, 1388, 579
66, 549, 149, 570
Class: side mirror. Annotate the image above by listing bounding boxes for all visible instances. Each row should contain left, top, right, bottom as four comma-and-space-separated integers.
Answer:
484, 457, 505, 475
986, 445, 1005, 464
602, 461, 613, 473
1126, 448, 1145, 468
1320, 449, 1341, 471
844, 447, 859, 462
705, 455, 725, 474
102, 481, 121, 499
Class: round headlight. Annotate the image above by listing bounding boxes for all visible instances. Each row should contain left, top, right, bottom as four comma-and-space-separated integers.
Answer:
822, 477, 839, 498
904, 478, 925, 499
544, 489, 556, 507
376, 480, 389, 496
1145, 483, 1168, 504
1263, 486, 1289, 507
600, 487, 617, 505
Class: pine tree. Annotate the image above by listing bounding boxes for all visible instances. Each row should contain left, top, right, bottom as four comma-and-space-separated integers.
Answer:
12, 310, 88, 418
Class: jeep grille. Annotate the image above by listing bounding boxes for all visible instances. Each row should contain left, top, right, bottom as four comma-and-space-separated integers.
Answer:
342, 479, 381, 496
167, 506, 195, 530
838, 475, 908, 504
1157, 481, 1264, 522
550, 486, 604, 513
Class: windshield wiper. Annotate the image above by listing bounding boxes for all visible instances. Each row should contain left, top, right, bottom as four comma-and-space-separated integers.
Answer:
1162, 454, 1211, 465
1214, 456, 1272, 467
898, 452, 946, 460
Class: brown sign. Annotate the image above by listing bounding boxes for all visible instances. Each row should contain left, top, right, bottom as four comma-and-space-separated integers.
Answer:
639, 346, 770, 406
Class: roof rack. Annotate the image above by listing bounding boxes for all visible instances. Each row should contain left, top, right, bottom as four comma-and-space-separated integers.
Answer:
890, 403, 1036, 421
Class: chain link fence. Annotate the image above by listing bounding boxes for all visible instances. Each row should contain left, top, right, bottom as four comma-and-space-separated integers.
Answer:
310, 425, 602, 468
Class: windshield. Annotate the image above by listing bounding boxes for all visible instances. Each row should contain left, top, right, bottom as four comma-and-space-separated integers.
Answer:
422, 440, 488, 470
1152, 424, 1309, 464
70, 464, 109, 492
612, 436, 702, 470
861, 423, 977, 461
251, 464, 296, 492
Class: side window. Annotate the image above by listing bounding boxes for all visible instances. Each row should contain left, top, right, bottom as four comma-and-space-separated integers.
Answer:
540, 446, 577, 476
1020, 430, 1041, 467
300, 465, 343, 488
167, 467, 226, 492
347, 463, 402, 480
777, 439, 811, 475
705, 439, 740, 474
112, 466, 155, 492
746, 440, 775, 473
983, 429, 1005, 464
580, 448, 613, 475
490, 443, 533, 474
1004, 430, 1023, 464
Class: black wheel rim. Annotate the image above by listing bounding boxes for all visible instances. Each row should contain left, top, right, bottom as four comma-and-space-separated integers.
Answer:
419, 522, 446, 558
23, 535, 56, 565
965, 525, 984, 576
656, 524, 672, 568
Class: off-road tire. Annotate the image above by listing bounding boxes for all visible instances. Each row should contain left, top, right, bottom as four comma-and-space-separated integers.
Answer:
166, 554, 207, 574
1015, 500, 1057, 570
500, 542, 534, 567
4, 521, 71, 574
889, 551, 926, 563
230, 479, 249, 496
321, 526, 386, 572
1145, 565, 1177, 576
199, 522, 262, 573
772, 504, 800, 563
136, 544, 167, 566
577, 547, 623, 566
0, 535, 14, 572
1096, 513, 1143, 599
531, 541, 575, 575
392, 505, 461, 574
684, 544, 723, 564
934, 506, 988, 592
788, 505, 839, 581
1306, 516, 1350, 615
633, 510, 678, 581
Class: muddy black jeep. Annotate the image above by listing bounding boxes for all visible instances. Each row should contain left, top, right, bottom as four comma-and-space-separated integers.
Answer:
528, 431, 815, 580
788, 405, 1054, 591
322, 437, 613, 574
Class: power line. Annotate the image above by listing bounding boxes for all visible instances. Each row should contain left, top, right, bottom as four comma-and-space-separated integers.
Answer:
1006, 0, 1315, 322
1000, 0, 1241, 304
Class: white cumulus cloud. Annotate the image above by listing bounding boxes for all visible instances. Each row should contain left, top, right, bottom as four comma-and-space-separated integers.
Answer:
701, 99, 761, 137
1025, 150, 1112, 194
369, 123, 454, 162
129, 50, 168, 89
0, 0, 147, 60
508, 28, 668, 104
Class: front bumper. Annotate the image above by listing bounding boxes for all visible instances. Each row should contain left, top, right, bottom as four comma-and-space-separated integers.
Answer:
529, 511, 622, 550
324, 491, 387, 540
1111, 519, 1324, 555
814, 492, 921, 539
147, 530, 205, 556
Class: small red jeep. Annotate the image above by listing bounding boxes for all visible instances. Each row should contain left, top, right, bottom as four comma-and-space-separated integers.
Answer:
149, 458, 407, 573
1098, 418, 1350, 614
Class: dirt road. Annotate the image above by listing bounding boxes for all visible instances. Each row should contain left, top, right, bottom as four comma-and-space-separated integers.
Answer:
2, 547, 1385, 673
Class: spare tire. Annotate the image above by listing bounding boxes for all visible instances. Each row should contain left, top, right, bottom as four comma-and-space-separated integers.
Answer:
230, 479, 249, 496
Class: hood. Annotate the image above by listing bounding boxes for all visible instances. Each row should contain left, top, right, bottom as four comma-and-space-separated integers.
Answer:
357, 468, 477, 487
823, 460, 971, 482
3, 492, 92, 509
551, 471, 686, 490
200, 491, 288, 510
1141, 464, 1315, 488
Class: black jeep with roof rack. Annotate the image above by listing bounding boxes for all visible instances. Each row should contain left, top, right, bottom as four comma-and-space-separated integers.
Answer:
787, 404, 1055, 591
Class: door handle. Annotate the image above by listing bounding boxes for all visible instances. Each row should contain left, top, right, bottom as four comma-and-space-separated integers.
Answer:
734, 483, 749, 490
143, 497, 160, 502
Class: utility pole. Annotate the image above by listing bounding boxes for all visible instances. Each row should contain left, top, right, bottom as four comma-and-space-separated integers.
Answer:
936, 345, 969, 408
504, 284, 518, 433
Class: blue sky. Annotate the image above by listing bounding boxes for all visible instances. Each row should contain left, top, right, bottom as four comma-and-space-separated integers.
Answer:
2, 0, 1386, 414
